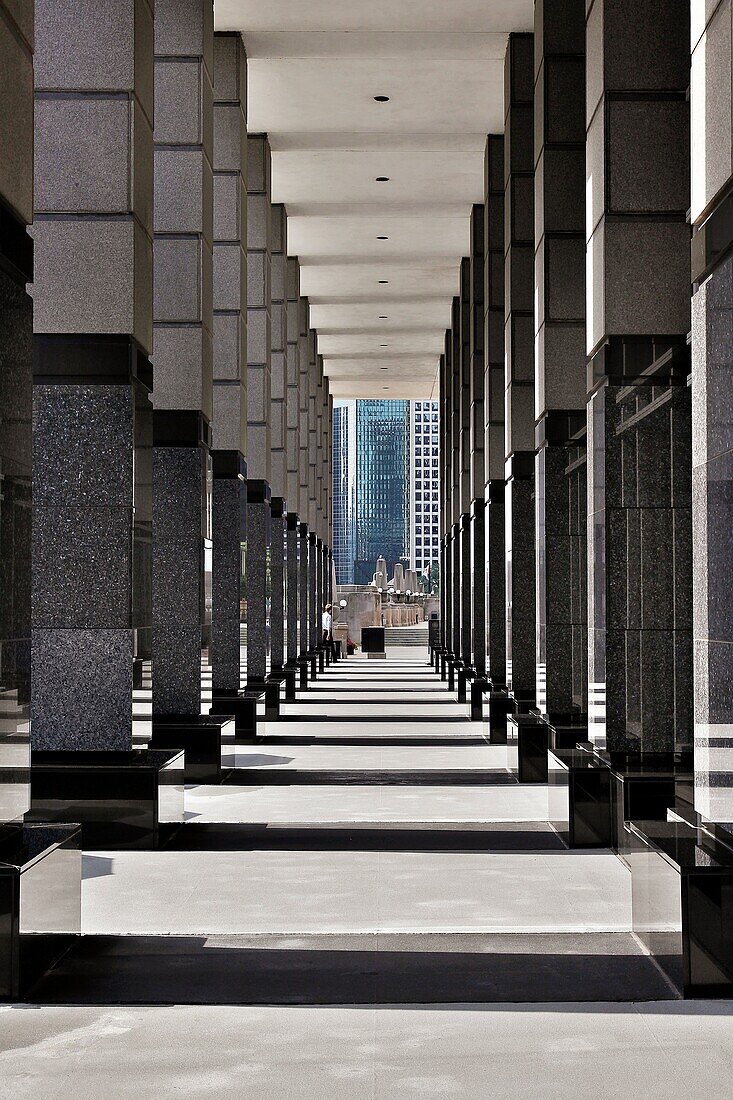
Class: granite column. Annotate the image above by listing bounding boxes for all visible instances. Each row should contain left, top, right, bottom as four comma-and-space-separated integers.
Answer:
458, 259, 473, 682
245, 133, 272, 691
585, 0, 691, 754
1, 0, 33, 813
151, 0, 214, 719
484, 135, 507, 689
211, 31, 247, 697
689, 1, 733, 822
284, 258, 301, 686
534, 0, 587, 727
469, 203, 487, 692
268, 203, 288, 696
33, 0, 154, 743
504, 33, 536, 712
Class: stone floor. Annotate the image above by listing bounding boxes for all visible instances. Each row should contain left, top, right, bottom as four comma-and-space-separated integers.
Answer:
8, 646, 733, 1097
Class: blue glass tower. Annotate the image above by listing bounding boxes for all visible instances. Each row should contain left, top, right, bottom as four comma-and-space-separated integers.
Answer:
354, 400, 409, 583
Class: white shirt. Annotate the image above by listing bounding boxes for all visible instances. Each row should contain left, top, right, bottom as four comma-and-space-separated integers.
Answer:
322, 611, 333, 632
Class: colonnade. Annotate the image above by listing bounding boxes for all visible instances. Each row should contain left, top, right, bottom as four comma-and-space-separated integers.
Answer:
0, 1, 333, 775
438, 0, 733, 828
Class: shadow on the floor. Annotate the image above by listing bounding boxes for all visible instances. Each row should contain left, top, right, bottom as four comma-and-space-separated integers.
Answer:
158, 823, 567, 852
27, 934, 677, 1005
81, 855, 116, 880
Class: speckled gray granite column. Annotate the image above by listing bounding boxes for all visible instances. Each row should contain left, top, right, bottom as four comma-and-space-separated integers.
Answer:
458, 259, 472, 669
211, 31, 247, 695
245, 133, 272, 686
245, 480, 270, 684
307, 337, 320, 653
504, 33, 536, 709
32, 0, 153, 747
484, 135, 506, 687
691, 1, 733, 824
449, 299, 461, 662
299, 521, 310, 659
439, 342, 451, 655
0, 0, 32, 813
469, 204, 487, 677
308, 532, 318, 652
286, 512, 299, 665
585, 0, 691, 753
298, 297, 311, 660
534, 0, 587, 723
438, 347, 448, 653
152, 0, 213, 717
269, 204, 287, 674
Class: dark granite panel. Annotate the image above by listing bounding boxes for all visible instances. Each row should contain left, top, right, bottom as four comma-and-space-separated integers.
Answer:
211, 475, 244, 692
31, 628, 133, 751
32, 504, 132, 629
152, 446, 207, 716
607, 98, 689, 214
33, 384, 133, 507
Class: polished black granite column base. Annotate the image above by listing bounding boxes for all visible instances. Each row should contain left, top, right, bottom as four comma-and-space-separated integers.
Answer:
297, 656, 310, 690
27, 750, 184, 850
317, 645, 326, 673
548, 746, 692, 853
133, 658, 144, 689
210, 690, 264, 741
306, 650, 319, 681
629, 815, 733, 998
548, 749, 612, 848
264, 675, 284, 720
456, 666, 475, 704
151, 716, 235, 783
470, 677, 490, 721
507, 714, 548, 783
0, 823, 82, 1001
549, 721, 588, 753
483, 690, 515, 745
282, 664, 298, 701
439, 650, 450, 681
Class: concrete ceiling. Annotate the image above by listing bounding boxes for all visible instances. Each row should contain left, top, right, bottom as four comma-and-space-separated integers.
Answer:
214, 0, 534, 399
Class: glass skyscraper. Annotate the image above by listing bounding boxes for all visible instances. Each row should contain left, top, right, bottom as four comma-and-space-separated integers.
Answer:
332, 400, 357, 584
354, 400, 409, 584
332, 399, 439, 585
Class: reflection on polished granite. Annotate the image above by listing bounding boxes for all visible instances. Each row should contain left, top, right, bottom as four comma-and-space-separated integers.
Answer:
28, 749, 185, 850
629, 815, 733, 997
0, 822, 81, 999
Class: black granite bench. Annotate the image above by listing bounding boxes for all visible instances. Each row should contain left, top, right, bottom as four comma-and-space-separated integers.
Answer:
628, 814, 733, 997
0, 822, 81, 1000
29, 749, 184, 849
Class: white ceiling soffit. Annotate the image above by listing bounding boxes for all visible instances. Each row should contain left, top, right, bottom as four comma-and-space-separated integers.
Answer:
214, 0, 534, 399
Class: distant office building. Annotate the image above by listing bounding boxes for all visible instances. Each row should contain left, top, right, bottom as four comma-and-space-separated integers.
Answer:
332, 399, 357, 584
355, 400, 409, 580
332, 399, 439, 586
409, 400, 440, 581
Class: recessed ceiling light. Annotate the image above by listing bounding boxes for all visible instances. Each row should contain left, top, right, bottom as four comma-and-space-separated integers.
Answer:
377, 235, 389, 240
380, 367, 388, 370
374, 95, 390, 102
378, 279, 389, 284
379, 315, 388, 319
380, 343, 389, 347
375, 176, 390, 182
